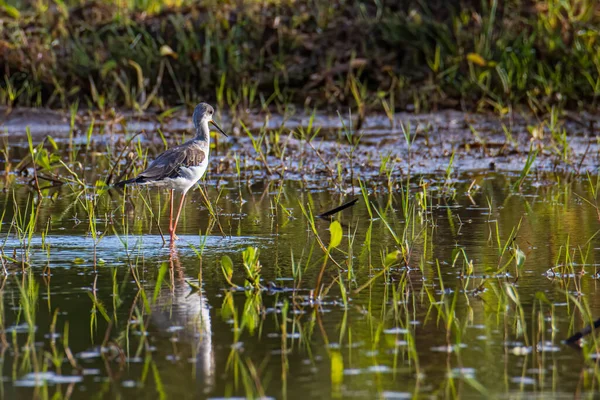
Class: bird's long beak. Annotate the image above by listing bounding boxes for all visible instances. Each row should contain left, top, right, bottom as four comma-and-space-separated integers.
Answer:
210, 120, 228, 137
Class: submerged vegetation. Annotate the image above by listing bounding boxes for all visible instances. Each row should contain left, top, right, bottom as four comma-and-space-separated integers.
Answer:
1, 0, 600, 114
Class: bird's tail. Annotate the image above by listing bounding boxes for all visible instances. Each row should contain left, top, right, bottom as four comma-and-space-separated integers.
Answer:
114, 177, 140, 188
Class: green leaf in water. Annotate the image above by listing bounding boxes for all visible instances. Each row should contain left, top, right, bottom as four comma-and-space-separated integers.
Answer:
242, 247, 262, 288
515, 248, 526, 269
505, 284, 520, 305
153, 262, 168, 303
73, 257, 85, 264
86, 292, 110, 322
329, 220, 342, 249
221, 255, 234, 286
330, 350, 343, 386
46, 135, 58, 150
535, 291, 551, 305
186, 280, 201, 292
384, 250, 400, 267
221, 255, 233, 277
151, 362, 167, 400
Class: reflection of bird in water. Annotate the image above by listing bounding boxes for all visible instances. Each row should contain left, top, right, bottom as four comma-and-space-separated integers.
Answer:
149, 246, 215, 390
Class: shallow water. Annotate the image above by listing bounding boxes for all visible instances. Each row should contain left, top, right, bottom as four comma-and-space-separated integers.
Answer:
0, 174, 598, 399
0, 112, 600, 399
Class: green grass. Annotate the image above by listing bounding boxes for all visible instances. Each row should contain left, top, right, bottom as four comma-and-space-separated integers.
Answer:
1, 0, 599, 113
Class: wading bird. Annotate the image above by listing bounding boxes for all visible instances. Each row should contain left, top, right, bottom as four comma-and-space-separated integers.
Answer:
116, 103, 227, 242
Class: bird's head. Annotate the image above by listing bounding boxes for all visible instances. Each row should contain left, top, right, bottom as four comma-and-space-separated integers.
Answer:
192, 102, 228, 137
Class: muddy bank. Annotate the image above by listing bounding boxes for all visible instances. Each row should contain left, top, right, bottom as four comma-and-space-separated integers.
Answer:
3, 1, 600, 112
1, 107, 599, 188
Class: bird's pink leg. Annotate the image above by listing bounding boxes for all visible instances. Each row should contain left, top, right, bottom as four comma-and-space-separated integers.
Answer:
168, 189, 175, 240
172, 192, 186, 241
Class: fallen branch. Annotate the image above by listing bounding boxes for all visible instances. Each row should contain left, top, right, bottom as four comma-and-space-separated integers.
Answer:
317, 198, 358, 219
565, 317, 600, 346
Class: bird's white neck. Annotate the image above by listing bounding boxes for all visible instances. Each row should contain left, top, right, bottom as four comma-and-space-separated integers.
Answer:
195, 119, 211, 143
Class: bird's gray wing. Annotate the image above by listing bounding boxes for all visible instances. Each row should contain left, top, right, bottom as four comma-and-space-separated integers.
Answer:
137, 143, 206, 181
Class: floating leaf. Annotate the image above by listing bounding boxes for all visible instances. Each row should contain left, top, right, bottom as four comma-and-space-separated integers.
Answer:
329, 220, 342, 249
467, 53, 487, 66
72, 257, 85, 264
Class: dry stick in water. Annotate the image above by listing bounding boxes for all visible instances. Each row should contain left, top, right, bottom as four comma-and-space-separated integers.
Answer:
36, 174, 66, 188
313, 256, 328, 300
565, 318, 600, 346
317, 198, 358, 219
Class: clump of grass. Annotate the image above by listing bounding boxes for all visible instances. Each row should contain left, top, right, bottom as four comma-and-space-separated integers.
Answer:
512, 144, 539, 192
220, 247, 263, 290
2, 1, 600, 113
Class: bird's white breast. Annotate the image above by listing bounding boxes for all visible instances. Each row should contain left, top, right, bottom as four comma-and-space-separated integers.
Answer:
165, 158, 209, 193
